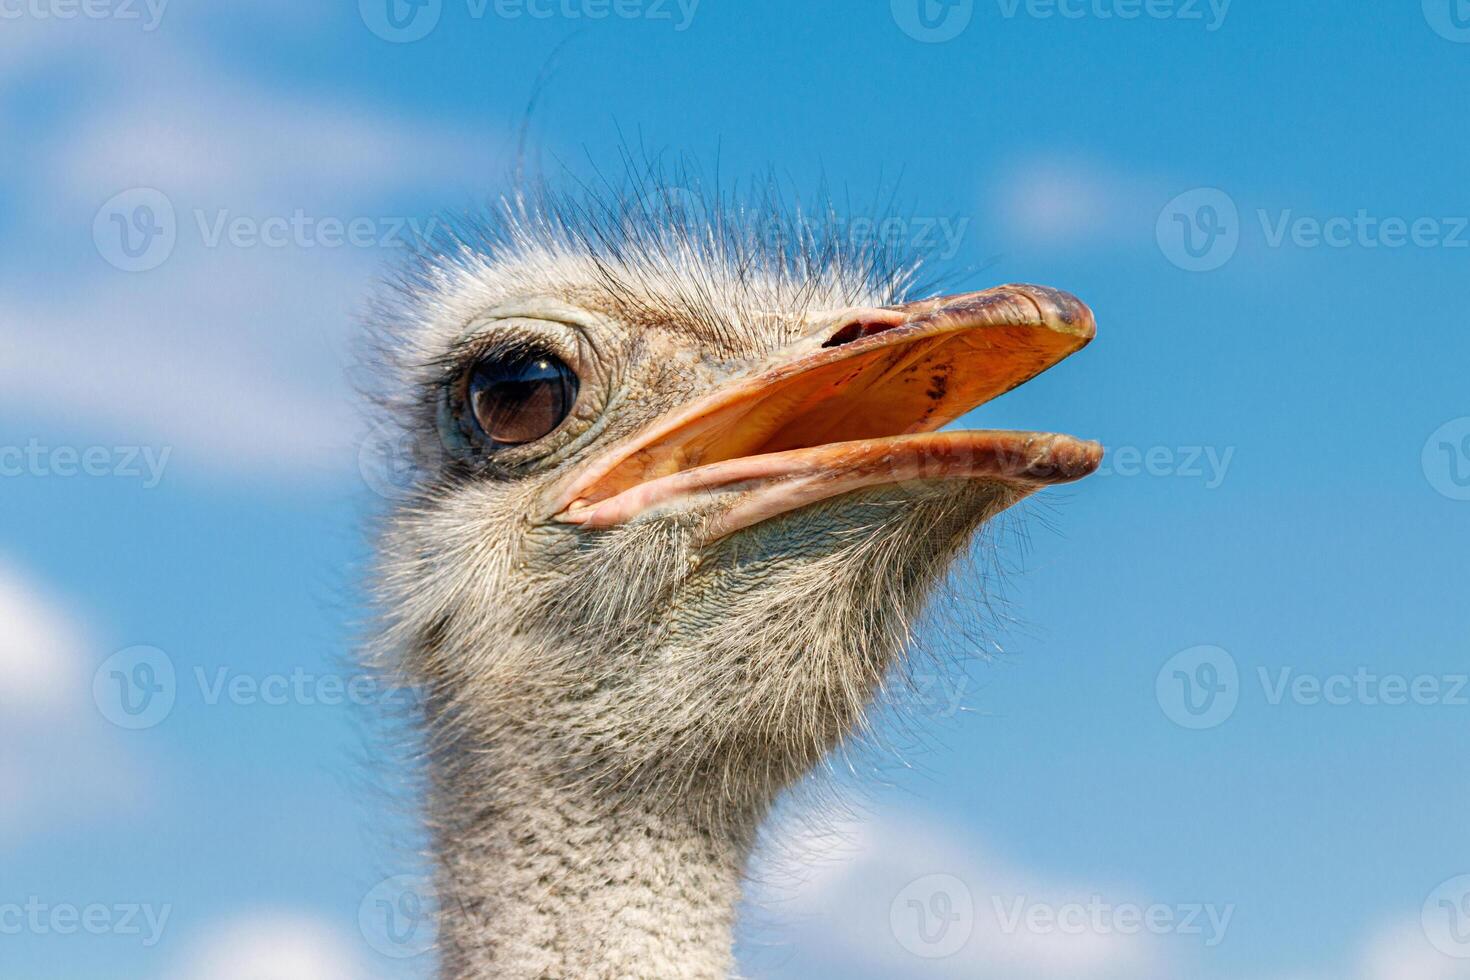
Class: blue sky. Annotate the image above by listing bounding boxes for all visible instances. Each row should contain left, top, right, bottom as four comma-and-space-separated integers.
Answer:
3, 2, 1469, 978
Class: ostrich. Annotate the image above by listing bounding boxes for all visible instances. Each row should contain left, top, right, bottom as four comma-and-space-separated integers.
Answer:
367, 182, 1100, 979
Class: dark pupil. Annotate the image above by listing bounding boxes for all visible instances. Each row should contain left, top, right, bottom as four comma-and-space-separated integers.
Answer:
467, 353, 578, 447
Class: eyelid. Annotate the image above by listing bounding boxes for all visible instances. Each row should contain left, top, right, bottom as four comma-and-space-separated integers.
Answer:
447, 302, 613, 371
436, 325, 580, 381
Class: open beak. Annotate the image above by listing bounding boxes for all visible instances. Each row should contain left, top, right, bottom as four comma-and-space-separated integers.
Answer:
548, 283, 1103, 543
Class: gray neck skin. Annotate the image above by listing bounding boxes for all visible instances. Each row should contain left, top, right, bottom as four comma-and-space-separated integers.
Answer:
429, 741, 760, 980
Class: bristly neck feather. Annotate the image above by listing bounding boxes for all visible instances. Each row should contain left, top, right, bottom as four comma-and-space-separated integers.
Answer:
427, 723, 761, 980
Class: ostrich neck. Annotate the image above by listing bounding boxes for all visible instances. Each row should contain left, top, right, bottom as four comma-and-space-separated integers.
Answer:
428, 734, 757, 980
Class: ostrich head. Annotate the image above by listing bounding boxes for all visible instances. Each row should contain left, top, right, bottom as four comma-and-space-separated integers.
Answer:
373, 188, 1099, 823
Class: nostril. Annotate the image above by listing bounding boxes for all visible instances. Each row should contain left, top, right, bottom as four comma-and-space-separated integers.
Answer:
821, 320, 902, 348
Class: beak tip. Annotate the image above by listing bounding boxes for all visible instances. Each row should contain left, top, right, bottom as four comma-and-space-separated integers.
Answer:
1008, 283, 1096, 344
1027, 435, 1105, 484
1076, 439, 1106, 476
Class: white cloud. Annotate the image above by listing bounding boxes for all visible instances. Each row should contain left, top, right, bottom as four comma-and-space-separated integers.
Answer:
745, 807, 1163, 979
1213, 916, 1470, 980
1359, 920, 1470, 980
0, 558, 148, 843
0, 4, 334, 84
990, 156, 1165, 249
0, 30, 505, 484
0, 560, 86, 712
170, 912, 363, 980
42, 67, 501, 216
0, 265, 364, 479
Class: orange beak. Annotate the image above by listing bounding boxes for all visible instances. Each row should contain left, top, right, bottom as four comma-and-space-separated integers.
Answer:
547, 283, 1102, 543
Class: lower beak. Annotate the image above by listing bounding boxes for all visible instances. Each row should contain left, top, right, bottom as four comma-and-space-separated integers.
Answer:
547, 283, 1103, 542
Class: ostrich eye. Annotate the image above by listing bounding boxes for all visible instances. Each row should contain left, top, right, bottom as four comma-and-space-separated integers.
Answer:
465, 351, 579, 448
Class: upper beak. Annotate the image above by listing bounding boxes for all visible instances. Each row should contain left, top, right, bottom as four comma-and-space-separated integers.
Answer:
547, 283, 1103, 542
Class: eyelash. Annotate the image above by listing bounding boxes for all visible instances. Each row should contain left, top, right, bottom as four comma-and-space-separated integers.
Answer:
439, 335, 549, 381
